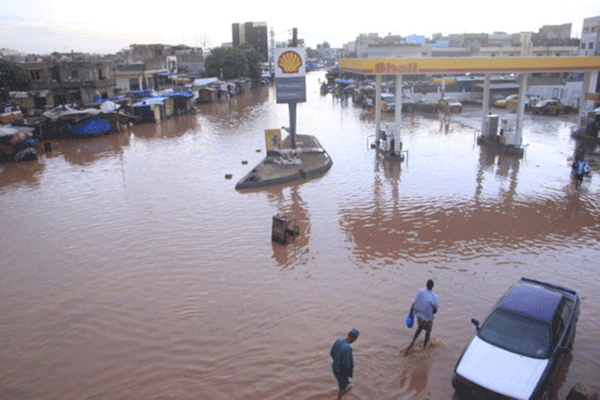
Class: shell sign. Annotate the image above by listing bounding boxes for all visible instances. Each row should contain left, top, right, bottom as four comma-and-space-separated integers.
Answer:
275, 47, 306, 103
277, 51, 303, 74
275, 48, 306, 78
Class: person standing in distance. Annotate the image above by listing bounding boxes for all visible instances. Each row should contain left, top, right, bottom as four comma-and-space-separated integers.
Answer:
404, 279, 439, 355
330, 329, 359, 400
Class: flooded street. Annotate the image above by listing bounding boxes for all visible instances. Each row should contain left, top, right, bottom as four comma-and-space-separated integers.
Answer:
1, 70, 599, 399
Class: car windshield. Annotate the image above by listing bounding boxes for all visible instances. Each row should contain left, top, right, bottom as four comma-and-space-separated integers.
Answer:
478, 309, 551, 359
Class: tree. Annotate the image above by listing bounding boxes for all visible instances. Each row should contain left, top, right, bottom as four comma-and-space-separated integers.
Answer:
237, 43, 264, 80
0, 59, 32, 93
204, 44, 264, 80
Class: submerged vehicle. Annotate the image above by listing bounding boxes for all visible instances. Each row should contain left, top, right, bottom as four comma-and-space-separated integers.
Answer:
439, 97, 462, 113
531, 99, 571, 115
494, 94, 518, 108
452, 278, 579, 400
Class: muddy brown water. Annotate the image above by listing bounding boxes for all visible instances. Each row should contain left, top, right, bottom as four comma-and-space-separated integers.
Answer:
1, 71, 599, 399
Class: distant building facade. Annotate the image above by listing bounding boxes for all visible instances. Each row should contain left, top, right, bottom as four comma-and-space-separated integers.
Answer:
579, 15, 600, 56
477, 25, 578, 58
20, 55, 116, 107
232, 22, 268, 61
117, 44, 203, 74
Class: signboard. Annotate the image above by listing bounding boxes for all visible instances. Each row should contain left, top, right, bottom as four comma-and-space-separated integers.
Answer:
275, 48, 306, 103
264, 129, 282, 156
338, 56, 600, 75
585, 92, 600, 101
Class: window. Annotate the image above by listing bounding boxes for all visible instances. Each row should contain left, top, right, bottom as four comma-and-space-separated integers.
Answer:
98, 68, 104, 80
30, 70, 41, 81
581, 43, 586, 49
590, 43, 594, 49
478, 309, 551, 359
553, 299, 572, 346
70, 69, 78, 79
129, 78, 140, 91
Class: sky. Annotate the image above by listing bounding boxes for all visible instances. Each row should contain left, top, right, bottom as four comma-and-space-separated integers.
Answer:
2, 0, 600, 55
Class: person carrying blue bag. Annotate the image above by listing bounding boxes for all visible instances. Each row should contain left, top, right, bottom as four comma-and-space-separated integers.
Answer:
403, 279, 439, 355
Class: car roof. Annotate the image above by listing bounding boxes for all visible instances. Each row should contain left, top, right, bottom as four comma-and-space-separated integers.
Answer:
498, 283, 563, 323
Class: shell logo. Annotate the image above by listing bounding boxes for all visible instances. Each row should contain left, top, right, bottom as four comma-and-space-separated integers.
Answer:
277, 51, 303, 74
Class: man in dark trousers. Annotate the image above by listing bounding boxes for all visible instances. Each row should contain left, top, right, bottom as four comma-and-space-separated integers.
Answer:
404, 279, 439, 355
330, 329, 359, 399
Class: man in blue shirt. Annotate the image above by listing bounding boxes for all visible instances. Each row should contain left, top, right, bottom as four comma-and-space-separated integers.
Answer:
330, 329, 359, 400
404, 279, 439, 355
573, 159, 590, 189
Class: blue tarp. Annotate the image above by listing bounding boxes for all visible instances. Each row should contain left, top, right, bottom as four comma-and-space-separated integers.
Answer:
66, 117, 111, 137
127, 90, 152, 96
163, 92, 193, 98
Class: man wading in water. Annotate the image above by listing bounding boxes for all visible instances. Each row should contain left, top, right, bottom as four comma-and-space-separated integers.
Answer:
403, 279, 439, 355
330, 329, 359, 399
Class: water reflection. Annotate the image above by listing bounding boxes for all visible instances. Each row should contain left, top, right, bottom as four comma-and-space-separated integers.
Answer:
268, 184, 311, 268
0, 160, 45, 190
475, 146, 521, 202
45, 132, 129, 166
130, 114, 199, 140
339, 135, 598, 265
198, 87, 271, 130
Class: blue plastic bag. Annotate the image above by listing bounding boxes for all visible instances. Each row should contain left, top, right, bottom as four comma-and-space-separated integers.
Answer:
405, 312, 414, 328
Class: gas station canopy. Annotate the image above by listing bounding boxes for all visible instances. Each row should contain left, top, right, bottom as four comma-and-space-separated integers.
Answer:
338, 56, 600, 75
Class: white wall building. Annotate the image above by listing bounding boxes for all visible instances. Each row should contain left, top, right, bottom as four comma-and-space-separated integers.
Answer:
579, 15, 600, 56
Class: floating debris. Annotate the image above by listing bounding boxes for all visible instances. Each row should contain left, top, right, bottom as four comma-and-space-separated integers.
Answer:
272, 214, 300, 245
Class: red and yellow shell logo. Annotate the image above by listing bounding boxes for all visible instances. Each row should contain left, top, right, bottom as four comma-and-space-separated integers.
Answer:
277, 51, 303, 74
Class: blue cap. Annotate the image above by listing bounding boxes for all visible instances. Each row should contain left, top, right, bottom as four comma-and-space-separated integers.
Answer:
349, 328, 360, 337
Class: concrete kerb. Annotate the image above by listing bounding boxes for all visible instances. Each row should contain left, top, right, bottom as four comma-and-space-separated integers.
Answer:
235, 134, 333, 190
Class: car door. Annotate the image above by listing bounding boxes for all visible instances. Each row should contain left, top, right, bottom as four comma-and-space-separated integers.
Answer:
558, 298, 575, 349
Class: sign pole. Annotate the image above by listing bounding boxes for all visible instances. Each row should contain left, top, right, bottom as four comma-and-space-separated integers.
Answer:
289, 28, 298, 150
288, 103, 296, 149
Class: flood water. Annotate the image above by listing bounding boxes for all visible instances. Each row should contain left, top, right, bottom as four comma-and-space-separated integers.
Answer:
1, 71, 599, 399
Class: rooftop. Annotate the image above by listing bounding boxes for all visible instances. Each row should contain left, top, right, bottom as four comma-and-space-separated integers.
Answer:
499, 283, 563, 323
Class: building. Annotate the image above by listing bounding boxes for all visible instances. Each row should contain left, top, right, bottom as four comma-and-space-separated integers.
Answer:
538, 23, 572, 40
117, 44, 203, 74
232, 22, 268, 61
20, 55, 116, 107
355, 33, 431, 59
579, 15, 600, 56
479, 30, 578, 58
114, 63, 165, 92
353, 33, 469, 59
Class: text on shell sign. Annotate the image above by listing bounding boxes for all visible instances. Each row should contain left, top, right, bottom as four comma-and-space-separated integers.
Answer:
375, 62, 418, 74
